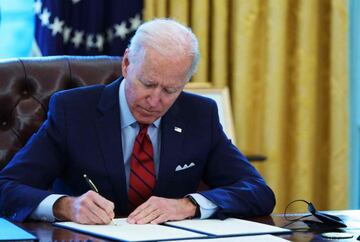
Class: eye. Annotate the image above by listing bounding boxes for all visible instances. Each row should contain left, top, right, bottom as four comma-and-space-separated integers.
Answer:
138, 78, 156, 88
143, 82, 154, 88
163, 87, 178, 94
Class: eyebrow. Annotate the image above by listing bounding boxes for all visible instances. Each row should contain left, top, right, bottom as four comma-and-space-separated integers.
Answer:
139, 77, 184, 90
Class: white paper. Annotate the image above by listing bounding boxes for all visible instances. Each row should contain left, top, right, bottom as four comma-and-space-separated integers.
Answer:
163, 234, 290, 242
165, 218, 290, 236
54, 218, 206, 241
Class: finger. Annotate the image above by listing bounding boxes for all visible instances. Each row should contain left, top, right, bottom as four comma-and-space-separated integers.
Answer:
75, 205, 101, 224
88, 205, 109, 224
150, 213, 168, 224
136, 203, 157, 218
81, 195, 112, 224
83, 211, 101, 224
128, 201, 151, 222
87, 191, 115, 220
128, 203, 156, 223
135, 208, 161, 224
90, 192, 115, 217
86, 200, 112, 224
129, 200, 151, 217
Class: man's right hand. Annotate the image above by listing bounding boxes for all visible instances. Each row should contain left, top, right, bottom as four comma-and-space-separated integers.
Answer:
53, 191, 115, 224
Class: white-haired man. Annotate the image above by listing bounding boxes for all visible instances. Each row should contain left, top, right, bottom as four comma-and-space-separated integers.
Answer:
0, 19, 275, 225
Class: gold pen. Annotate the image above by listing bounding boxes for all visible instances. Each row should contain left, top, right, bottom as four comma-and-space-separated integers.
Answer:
83, 174, 116, 225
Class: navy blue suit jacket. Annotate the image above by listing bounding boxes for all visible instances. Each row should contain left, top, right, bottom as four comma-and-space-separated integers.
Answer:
0, 79, 275, 222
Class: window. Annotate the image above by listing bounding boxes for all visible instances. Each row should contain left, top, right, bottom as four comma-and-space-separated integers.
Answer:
0, 0, 34, 58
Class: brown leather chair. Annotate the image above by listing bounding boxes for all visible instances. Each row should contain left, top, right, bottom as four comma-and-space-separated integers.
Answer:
0, 55, 265, 171
0, 56, 123, 170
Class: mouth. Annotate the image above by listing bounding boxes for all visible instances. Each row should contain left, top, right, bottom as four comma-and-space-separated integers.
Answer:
139, 106, 160, 116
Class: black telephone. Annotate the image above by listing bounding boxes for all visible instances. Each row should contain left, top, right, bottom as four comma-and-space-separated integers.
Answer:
306, 202, 347, 228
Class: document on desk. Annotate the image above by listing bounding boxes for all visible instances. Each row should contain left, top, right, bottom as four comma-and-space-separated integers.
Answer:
54, 218, 207, 242
165, 218, 291, 236
163, 234, 290, 241
0, 218, 37, 241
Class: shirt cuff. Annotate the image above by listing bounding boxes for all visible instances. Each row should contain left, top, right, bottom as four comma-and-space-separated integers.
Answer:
188, 193, 218, 219
30, 194, 66, 222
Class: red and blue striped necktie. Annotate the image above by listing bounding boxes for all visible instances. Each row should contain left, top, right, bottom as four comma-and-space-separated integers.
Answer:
128, 124, 156, 210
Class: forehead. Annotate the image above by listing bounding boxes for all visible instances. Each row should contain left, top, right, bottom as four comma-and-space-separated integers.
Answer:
134, 50, 192, 86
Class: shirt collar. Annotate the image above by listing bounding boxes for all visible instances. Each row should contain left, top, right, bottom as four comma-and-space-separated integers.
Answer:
119, 79, 161, 129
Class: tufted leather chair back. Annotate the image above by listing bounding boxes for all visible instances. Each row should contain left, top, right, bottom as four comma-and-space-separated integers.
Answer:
0, 56, 123, 170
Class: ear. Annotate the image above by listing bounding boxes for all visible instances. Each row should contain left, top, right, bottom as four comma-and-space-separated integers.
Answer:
121, 48, 130, 78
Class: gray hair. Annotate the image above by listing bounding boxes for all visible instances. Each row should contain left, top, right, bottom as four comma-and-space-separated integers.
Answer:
128, 18, 200, 81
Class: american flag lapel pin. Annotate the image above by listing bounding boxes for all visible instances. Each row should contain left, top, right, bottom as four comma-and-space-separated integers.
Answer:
174, 126, 182, 133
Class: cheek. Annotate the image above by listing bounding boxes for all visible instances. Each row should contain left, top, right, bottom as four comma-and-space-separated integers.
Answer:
125, 83, 138, 107
162, 95, 179, 110
129, 86, 148, 105
127, 91, 135, 106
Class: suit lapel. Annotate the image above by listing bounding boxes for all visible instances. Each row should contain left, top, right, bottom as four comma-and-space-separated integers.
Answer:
155, 98, 185, 195
95, 79, 128, 214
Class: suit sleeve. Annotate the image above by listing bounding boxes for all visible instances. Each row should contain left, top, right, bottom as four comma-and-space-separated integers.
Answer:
199, 101, 276, 219
0, 93, 68, 222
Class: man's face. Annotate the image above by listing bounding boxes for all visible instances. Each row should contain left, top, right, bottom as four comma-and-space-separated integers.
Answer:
122, 48, 192, 124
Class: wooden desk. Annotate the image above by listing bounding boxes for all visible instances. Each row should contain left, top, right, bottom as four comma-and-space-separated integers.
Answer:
15, 210, 360, 241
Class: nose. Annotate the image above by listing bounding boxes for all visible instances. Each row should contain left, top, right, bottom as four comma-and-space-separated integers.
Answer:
147, 88, 162, 108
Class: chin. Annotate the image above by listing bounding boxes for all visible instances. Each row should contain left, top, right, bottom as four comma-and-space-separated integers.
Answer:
134, 108, 164, 124
135, 115, 157, 124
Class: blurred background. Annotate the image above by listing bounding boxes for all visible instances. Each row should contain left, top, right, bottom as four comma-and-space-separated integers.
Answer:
0, 0, 357, 214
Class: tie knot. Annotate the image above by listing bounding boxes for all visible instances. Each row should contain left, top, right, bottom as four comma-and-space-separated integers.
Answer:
139, 123, 149, 133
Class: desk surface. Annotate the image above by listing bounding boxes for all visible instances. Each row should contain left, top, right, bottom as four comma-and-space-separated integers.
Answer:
14, 210, 360, 242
